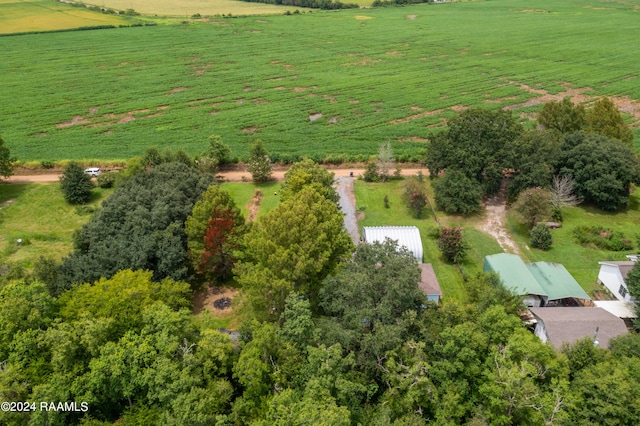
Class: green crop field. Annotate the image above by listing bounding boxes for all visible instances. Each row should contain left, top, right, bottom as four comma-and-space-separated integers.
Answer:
0, 0, 133, 34
85, 0, 314, 17
1, 0, 639, 163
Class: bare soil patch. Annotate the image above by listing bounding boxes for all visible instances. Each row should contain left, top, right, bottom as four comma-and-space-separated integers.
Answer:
242, 126, 259, 134
57, 116, 90, 128
484, 95, 519, 104
247, 189, 263, 222
504, 82, 640, 126
167, 87, 189, 95
390, 109, 444, 124
407, 14, 417, 20
192, 286, 240, 317
399, 136, 430, 142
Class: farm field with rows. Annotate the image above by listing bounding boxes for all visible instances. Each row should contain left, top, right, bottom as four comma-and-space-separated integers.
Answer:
1, 0, 639, 163
0, 0, 133, 34
83, 0, 315, 17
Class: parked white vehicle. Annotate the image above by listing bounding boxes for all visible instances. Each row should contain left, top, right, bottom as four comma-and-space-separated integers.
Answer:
84, 167, 101, 176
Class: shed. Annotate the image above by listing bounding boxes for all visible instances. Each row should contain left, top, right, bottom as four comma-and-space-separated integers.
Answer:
419, 264, 442, 303
597, 261, 636, 302
484, 254, 591, 307
483, 253, 547, 307
530, 307, 628, 349
362, 226, 423, 263
527, 262, 590, 306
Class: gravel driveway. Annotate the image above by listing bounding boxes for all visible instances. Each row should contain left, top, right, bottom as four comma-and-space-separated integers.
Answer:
336, 177, 360, 245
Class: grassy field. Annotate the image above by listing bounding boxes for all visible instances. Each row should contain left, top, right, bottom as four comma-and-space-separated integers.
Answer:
0, 0, 133, 34
0, 180, 283, 271
0, 183, 113, 267
355, 179, 504, 302
1, 0, 639, 163
221, 181, 282, 219
85, 0, 314, 17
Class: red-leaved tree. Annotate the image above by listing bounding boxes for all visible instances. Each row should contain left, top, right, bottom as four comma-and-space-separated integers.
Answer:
199, 207, 243, 282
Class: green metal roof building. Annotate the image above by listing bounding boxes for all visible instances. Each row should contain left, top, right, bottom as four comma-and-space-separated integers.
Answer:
484, 253, 590, 307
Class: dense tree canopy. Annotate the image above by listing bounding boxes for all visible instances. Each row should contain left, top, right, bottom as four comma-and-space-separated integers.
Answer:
426, 108, 523, 195
319, 240, 426, 374
58, 162, 213, 288
559, 132, 640, 211
279, 158, 338, 203
433, 169, 482, 215
237, 185, 353, 320
247, 141, 272, 182
586, 97, 634, 146
503, 129, 561, 201
537, 97, 586, 135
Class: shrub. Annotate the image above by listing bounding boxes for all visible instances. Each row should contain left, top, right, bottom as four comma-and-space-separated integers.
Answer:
437, 226, 468, 264
362, 160, 379, 182
60, 161, 93, 204
96, 171, 118, 188
572, 226, 633, 251
402, 178, 428, 218
530, 224, 553, 250
512, 187, 553, 230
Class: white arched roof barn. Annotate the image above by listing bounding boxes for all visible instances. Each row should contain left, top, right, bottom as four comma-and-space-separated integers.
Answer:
361, 226, 423, 263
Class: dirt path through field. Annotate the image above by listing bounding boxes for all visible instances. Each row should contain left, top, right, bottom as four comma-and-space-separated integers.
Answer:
478, 191, 520, 254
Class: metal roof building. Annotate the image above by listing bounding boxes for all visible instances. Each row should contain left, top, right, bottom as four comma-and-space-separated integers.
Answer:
484, 253, 591, 307
362, 226, 423, 263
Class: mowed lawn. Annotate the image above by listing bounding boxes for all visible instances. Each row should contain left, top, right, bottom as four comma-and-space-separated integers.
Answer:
1, 0, 640, 162
0, 182, 113, 267
354, 179, 504, 303
354, 178, 640, 302
0, 0, 132, 34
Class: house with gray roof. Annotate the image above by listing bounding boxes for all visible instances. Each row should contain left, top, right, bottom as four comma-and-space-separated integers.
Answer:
530, 307, 628, 349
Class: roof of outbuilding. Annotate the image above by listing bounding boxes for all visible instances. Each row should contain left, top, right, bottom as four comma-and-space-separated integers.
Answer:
484, 254, 590, 302
527, 262, 590, 301
419, 264, 442, 296
483, 253, 546, 297
362, 226, 423, 263
530, 307, 628, 349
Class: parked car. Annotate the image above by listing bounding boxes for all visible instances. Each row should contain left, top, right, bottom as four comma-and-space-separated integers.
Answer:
84, 167, 101, 176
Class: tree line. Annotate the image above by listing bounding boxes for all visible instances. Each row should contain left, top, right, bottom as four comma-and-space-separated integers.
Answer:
427, 97, 640, 215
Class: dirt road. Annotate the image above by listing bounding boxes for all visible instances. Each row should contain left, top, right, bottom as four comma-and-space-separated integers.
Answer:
4, 167, 429, 184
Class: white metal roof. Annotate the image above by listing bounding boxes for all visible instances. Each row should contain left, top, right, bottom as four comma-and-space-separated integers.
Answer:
361, 226, 423, 263
593, 301, 637, 319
